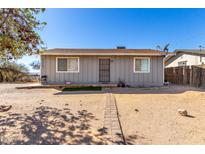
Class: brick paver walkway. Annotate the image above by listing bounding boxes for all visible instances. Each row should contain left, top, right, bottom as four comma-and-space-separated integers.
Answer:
103, 93, 125, 144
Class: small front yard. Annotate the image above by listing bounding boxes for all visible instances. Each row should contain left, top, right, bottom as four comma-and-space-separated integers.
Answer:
114, 86, 205, 144
1, 84, 205, 144
0, 84, 107, 144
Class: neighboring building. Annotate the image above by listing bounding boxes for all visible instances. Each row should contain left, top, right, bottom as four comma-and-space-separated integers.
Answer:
165, 49, 205, 67
40, 47, 166, 87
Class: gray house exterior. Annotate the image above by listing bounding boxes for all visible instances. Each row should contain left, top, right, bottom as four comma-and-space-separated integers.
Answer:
40, 48, 166, 87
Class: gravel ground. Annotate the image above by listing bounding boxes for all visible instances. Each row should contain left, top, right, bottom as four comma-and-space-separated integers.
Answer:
0, 83, 107, 144
114, 86, 205, 144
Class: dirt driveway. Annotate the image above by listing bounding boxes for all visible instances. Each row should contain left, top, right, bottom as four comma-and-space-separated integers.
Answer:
0, 83, 107, 144
114, 86, 205, 144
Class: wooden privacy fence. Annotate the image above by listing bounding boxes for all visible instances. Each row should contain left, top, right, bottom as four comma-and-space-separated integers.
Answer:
165, 66, 205, 88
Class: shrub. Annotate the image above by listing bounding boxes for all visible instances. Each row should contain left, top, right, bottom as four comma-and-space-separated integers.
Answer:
0, 62, 33, 82
117, 79, 126, 87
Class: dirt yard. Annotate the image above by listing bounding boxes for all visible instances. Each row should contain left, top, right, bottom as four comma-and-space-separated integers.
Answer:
114, 86, 205, 144
0, 83, 107, 144
1, 84, 205, 145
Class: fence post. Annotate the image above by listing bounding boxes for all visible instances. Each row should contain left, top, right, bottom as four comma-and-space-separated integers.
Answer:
199, 67, 202, 87
183, 66, 186, 85
189, 66, 192, 86
202, 68, 205, 88
173, 67, 176, 84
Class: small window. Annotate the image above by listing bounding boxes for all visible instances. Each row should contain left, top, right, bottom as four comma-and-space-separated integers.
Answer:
178, 61, 187, 66
57, 57, 79, 73
134, 57, 150, 73
67, 58, 79, 71
57, 58, 67, 71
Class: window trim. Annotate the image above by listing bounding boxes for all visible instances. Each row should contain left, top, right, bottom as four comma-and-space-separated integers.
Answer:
133, 57, 150, 73
98, 57, 111, 59
56, 57, 80, 73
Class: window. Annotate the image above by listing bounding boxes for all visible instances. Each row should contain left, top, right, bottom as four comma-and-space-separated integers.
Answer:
178, 61, 187, 66
56, 57, 79, 73
57, 58, 67, 71
134, 57, 150, 73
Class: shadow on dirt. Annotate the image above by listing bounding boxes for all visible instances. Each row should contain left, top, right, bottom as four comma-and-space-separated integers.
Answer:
0, 106, 115, 145
184, 114, 195, 118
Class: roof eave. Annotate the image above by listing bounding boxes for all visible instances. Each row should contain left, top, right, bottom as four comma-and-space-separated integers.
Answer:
175, 50, 205, 56
40, 52, 165, 56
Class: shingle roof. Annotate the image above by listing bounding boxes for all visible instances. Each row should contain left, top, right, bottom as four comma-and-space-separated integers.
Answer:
40, 48, 166, 56
175, 49, 205, 55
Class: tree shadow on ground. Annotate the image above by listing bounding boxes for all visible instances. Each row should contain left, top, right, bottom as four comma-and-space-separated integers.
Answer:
0, 106, 113, 145
125, 134, 152, 145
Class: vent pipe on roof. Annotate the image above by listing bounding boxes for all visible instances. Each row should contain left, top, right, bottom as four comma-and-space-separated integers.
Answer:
116, 46, 126, 49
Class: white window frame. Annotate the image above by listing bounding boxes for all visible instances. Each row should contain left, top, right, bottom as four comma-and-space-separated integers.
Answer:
56, 57, 80, 73
133, 57, 150, 73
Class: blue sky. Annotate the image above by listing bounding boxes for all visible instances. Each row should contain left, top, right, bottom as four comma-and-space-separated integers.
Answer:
18, 8, 205, 72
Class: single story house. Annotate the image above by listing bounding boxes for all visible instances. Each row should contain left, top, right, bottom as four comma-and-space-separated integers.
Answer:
165, 49, 205, 67
40, 47, 166, 87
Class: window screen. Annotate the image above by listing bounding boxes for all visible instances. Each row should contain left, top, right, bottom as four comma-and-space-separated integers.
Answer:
57, 57, 79, 72
57, 58, 67, 71
134, 58, 150, 73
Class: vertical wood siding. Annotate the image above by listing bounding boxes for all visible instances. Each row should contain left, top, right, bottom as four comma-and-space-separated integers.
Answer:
41, 55, 164, 86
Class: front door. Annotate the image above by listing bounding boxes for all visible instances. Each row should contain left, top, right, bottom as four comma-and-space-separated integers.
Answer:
99, 59, 110, 82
